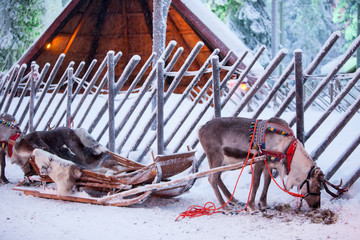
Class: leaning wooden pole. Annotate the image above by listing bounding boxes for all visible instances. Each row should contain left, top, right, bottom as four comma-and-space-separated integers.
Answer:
311, 93, 360, 161
325, 133, 360, 180
343, 167, 360, 190
3, 64, 27, 113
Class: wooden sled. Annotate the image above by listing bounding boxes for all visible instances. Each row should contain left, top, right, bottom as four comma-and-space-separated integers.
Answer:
13, 150, 198, 207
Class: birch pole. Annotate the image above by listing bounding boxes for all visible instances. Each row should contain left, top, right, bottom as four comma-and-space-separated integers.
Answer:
153, 0, 172, 65
152, 0, 172, 128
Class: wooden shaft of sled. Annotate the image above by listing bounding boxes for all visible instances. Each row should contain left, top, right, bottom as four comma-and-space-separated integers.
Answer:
98, 155, 265, 204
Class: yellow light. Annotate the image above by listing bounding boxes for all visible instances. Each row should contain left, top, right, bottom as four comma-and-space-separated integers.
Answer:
46, 43, 51, 49
240, 83, 248, 91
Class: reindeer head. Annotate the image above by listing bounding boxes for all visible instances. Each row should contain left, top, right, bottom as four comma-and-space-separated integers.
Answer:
299, 166, 322, 208
0, 113, 19, 141
283, 141, 348, 209
300, 167, 349, 208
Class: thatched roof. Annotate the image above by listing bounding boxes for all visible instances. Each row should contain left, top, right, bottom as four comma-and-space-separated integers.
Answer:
17, 0, 259, 89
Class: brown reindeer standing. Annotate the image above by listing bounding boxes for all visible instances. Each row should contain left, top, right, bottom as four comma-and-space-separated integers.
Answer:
198, 117, 347, 214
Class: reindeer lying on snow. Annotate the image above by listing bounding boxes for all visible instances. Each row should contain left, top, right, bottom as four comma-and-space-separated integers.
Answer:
199, 117, 347, 213
0, 113, 125, 195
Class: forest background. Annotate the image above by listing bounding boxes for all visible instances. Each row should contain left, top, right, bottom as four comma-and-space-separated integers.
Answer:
0, 0, 358, 72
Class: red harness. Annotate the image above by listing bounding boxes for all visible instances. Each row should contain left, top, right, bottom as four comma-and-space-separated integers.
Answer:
1, 133, 21, 157
251, 120, 298, 174
260, 139, 297, 174
7, 133, 21, 157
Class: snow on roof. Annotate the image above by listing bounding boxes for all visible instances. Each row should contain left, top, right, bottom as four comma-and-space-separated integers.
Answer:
181, 0, 264, 74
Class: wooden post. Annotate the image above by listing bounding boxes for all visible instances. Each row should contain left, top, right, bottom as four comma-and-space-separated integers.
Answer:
289, 34, 360, 127
274, 32, 341, 118
29, 63, 36, 133
66, 67, 73, 128
157, 59, 165, 155
212, 56, 221, 118
107, 51, 116, 152
294, 50, 304, 145
18, 63, 50, 127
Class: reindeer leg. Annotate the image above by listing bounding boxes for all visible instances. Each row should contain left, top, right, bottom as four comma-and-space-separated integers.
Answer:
207, 151, 237, 214
0, 150, 9, 184
208, 172, 227, 207
217, 177, 239, 206
259, 167, 271, 211
247, 162, 263, 213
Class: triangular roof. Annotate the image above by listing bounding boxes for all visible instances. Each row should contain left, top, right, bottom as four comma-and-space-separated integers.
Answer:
18, 0, 260, 89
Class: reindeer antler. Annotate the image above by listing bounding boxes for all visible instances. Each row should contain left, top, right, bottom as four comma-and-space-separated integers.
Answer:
47, 122, 55, 130
320, 176, 349, 198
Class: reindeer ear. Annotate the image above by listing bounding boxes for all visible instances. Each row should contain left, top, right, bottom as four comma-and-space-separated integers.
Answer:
313, 168, 324, 178
70, 165, 82, 179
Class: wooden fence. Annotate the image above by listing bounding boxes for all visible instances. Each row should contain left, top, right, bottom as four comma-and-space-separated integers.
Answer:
1, 31, 360, 192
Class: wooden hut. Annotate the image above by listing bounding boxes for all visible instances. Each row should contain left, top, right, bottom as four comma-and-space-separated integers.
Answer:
17, 0, 259, 91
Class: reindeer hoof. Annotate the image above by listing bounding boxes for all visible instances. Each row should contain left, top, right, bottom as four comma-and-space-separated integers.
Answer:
246, 206, 260, 215
221, 205, 238, 215
258, 203, 270, 212
229, 201, 246, 208
0, 178, 10, 184
250, 209, 261, 215
221, 209, 238, 215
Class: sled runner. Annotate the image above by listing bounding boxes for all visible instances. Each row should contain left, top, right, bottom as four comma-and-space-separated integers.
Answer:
13, 151, 198, 206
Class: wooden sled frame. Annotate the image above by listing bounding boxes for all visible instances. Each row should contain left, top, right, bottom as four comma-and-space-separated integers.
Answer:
13, 150, 198, 207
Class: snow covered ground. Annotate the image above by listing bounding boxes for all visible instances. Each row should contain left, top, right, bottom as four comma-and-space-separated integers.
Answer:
1, 159, 359, 240
1, 96, 360, 240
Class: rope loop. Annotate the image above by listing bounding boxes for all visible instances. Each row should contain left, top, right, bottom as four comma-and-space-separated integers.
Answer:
176, 202, 219, 221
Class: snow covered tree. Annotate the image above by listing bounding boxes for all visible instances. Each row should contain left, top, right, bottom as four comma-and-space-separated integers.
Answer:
279, 0, 338, 67
0, 0, 45, 72
201, 0, 343, 68
202, 0, 272, 64
333, 0, 359, 51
